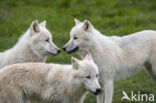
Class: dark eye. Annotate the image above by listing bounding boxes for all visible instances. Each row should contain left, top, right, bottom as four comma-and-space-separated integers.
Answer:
74, 36, 78, 40
46, 38, 49, 42
86, 75, 91, 79
96, 74, 99, 78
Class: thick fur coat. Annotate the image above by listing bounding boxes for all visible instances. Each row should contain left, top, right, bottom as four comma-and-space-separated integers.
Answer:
0, 54, 103, 103
0, 20, 60, 68
63, 19, 156, 103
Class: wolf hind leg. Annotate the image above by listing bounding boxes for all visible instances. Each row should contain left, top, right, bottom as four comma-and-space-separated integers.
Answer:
144, 62, 156, 82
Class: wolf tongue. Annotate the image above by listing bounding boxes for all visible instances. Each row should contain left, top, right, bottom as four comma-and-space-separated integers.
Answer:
99, 88, 104, 94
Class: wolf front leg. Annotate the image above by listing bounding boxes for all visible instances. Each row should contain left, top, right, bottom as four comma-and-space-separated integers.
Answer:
97, 93, 104, 103
104, 79, 114, 103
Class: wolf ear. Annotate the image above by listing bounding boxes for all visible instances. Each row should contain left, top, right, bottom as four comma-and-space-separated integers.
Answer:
84, 53, 93, 61
83, 20, 91, 31
72, 57, 79, 70
40, 20, 46, 27
74, 18, 80, 25
30, 20, 40, 33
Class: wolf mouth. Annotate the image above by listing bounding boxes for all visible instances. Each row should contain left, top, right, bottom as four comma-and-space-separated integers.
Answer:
89, 88, 104, 96
89, 90, 98, 96
46, 51, 58, 56
67, 47, 79, 54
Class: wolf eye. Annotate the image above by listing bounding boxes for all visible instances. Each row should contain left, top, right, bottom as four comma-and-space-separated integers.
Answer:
74, 36, 78, 40
86, 75, 91, 79
45, 38, 49, 42
96, 74, 99, 78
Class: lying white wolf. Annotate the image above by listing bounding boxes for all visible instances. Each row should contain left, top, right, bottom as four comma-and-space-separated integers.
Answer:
0, 54, 104, 103
0, 20, 60, 68
63, 19, 156, 103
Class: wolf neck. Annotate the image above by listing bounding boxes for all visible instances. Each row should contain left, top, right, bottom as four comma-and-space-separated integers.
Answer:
69, 84, 87, 102
87, 29, 143, 81
67, 73, 87, 102
12, 30, 46, 62
89, 29, 121, 56
90, 29, 108, 51
85, 29, 124, 79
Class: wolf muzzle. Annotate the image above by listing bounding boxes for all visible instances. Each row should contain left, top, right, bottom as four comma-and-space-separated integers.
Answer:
62, 46, 79, 54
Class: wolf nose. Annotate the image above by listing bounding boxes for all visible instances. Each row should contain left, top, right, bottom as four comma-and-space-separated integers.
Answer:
62, 47, 66, 51
57, 49, 61, 54
96, 88, 102, 93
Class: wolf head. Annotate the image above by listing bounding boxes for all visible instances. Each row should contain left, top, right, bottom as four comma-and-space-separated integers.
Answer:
72, 54, 104, 95
29, 20, 61, 57
63, 19, 94, 54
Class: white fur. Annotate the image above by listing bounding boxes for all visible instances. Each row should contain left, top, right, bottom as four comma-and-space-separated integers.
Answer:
0, 20, 60, 68
63, 19, 156, 103
0, 55, 102, 103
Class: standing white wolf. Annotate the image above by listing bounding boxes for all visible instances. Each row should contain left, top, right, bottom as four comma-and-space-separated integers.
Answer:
63, 19, 156, 103
0, 20, 60, 68
0, 54, 104, 103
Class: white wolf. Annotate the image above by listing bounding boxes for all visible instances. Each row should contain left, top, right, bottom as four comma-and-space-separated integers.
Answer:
0, 20, 61, 68
63, 19, 156, 103
0, 54, 104, 103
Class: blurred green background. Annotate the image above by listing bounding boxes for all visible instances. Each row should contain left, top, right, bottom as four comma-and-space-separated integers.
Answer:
0, 0, 156, 103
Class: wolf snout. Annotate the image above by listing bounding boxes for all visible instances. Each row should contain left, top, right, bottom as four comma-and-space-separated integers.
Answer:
55, 48, 61, 55
98, 88, 104, 94
95, 88, 104, 95
57, 49, 61, 54
46, 48, 61, 56
96, 88, 102, 93
62, 46, 66, 51
62, 46, 79, 54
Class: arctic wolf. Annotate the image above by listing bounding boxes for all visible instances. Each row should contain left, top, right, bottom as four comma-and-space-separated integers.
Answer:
63, 19, 156, 103
0, 20, 60, 68
0, 54, 104, 103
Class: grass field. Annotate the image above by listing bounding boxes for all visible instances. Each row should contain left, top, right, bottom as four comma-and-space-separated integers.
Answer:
0, 0, 156, 103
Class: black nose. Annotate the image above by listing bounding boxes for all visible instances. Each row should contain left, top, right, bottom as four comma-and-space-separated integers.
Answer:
62, 47, 66, 51
57, 49, 61, 54
96, 88, 102, 93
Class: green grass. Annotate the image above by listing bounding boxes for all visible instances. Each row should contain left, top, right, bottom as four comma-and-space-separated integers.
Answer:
0, 0, 156, 103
